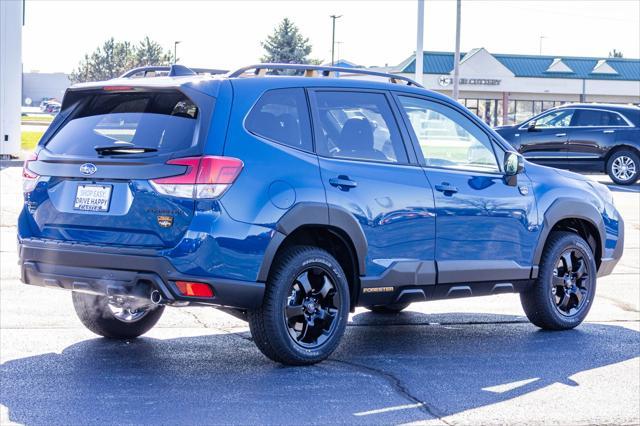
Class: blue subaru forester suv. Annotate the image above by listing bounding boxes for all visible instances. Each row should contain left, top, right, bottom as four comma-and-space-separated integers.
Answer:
19, 64, 624, 365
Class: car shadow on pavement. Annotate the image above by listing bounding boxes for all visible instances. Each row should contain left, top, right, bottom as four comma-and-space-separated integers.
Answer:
1, 313, 639, 425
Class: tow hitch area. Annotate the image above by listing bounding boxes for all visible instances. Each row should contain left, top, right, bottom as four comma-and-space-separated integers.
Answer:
21, 261, 171, 308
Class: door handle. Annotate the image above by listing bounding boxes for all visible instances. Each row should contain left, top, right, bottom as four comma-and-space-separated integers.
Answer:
435, 183, 459, 194
329, 175, 357, 191
603, 130, 615, 134
555, 133, 567, 137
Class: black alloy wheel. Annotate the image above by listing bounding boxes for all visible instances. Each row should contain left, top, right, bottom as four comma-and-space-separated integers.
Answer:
248, 246, 350, 365
520, 231, 597, 330
551, 248, 590, 316
284, 267, 340, 349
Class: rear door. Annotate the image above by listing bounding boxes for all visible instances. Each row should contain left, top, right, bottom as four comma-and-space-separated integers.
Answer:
567, 108, 627, 170
308, 89, 436, 279
23, 86, 215, 248
517, 108, 574, 167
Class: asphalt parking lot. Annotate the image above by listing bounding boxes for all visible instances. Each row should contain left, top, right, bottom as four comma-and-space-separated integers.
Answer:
0, 165, 638, 425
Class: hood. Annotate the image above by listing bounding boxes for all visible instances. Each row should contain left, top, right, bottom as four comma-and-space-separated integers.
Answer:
524, 161, 590, 182
524, 161, 613, 206
552, 167, 591, 182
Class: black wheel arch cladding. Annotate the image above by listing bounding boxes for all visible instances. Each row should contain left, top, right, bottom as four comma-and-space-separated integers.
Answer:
257, 203, 368, 282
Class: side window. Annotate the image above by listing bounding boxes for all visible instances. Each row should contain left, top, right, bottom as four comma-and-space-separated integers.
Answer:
311, 91, 408, 163
245, 88, 312, 151
398, 96, 500, 173
574, 109, 628, 127
532, 109, 574, 128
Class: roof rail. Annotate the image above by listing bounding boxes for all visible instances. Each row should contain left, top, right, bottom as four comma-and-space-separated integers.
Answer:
227, 63, 423, 87
119, 65, 228, 78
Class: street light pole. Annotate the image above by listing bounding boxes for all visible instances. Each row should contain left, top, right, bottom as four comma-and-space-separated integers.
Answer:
330, 15, 342, 66
452, 0, 461, 100
174, 41, 181, 64
415, 0, 424, 85
539, 36, 546, 55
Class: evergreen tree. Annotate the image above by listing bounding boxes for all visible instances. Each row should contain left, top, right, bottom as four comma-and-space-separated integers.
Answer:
71, 37, 174, 83
135, 36, 174, 66
261, 18, 318, 68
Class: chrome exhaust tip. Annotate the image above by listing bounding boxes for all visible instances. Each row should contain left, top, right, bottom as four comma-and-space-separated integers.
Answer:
150, 290, 163, 305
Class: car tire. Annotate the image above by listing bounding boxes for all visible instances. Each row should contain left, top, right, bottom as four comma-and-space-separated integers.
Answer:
248, 246, 350, 365
365, 303, 411, 314
72, 292, 164, 339
607, 149, 639, 185
520, 231, 597, 330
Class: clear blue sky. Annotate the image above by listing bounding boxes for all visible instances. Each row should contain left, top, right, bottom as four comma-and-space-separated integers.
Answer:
22, 0, 640, 73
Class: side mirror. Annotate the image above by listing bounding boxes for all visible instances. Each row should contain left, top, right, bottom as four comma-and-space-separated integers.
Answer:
527, 121, 537, 132
504, 151, 524, 176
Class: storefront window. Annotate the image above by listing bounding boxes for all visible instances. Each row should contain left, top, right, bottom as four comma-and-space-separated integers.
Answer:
458, 99, 570, 127
516, 101, 535, 124
542, 101, 555, 112
533, 101, 543, 116
496, 100, 504, 126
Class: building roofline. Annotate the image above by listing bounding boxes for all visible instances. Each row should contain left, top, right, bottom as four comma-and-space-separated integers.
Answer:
397, 49, 639, 81
404, 50, 639, 62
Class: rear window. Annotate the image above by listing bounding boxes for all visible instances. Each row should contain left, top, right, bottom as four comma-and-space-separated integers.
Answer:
573, 109, 628, 127
245, 88, 312, 151
45, 91, 200, 156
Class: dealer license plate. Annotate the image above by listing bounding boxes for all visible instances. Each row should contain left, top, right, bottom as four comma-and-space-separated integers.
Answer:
74, 184, 112, 212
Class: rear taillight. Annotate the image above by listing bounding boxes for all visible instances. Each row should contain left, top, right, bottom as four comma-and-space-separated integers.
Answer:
22, 152, 40, 193
150, 156, 243, 199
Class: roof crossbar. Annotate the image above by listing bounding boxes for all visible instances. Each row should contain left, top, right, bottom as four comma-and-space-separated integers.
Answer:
119, 65, 228, 78
227, 63, 423, 87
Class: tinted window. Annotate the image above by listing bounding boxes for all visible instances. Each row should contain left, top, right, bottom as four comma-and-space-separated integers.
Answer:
312, 91, 408, 163
45, 91, 199, 156
574, 109, 628, 126
532, 109, 574, 128
399, 96, 499, 172
245, 88, 312, 151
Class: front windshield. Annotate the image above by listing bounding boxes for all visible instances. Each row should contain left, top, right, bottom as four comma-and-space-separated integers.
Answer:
527, 109, 574, 128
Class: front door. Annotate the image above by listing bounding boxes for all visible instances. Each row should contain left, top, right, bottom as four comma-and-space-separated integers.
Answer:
518, 108, 575, 168
395, 95, 539, 285
308, 89, 436, 281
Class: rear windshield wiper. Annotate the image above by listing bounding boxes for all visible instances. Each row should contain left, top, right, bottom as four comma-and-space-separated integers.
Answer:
94, 146, 158, 155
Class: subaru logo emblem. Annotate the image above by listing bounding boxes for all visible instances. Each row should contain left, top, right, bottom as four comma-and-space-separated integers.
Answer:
79, 163, 97, 175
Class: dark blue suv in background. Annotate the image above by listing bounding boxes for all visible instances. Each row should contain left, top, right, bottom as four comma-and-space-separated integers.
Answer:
496, 104, 640, 185
19, 64, 624, 365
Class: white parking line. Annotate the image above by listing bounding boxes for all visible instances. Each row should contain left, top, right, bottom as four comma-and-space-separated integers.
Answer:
354, 402, 425, 416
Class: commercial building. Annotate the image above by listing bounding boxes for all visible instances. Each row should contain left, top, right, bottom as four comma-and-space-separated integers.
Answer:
377, 48, 640, 126
22, 72, 71, 106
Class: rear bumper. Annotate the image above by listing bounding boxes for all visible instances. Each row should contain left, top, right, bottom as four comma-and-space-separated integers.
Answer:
18, 238, 264, 309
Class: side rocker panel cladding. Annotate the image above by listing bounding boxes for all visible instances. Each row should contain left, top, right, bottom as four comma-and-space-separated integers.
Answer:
257, 203, 367, 282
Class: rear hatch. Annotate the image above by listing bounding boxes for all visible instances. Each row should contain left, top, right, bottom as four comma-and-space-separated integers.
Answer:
22, 85, 216, 249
